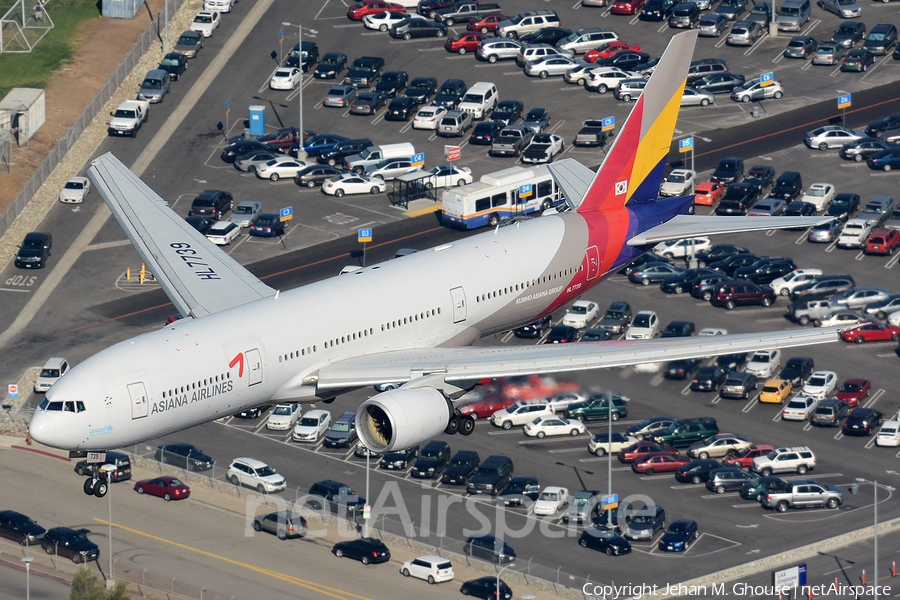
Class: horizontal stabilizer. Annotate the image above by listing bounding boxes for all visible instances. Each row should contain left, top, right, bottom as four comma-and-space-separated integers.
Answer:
546, 158, 595, 209
627, 214, 835, 246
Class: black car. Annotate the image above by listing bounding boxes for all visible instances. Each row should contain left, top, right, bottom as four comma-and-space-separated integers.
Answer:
295, 165, 344, 188
579, 526, 631, 556
390, 19, 447, 39
249, 214, 285, 237
343, 56, 385, 88
709, 156, 744, 184
380, 446, 418, 469
715, 182, 759, 216
385, 96, 417, 121
733, 257, 796, 284
596, 51, 651, 72
662, 270, 716, 294
690, 366, 729, 392
331, 537, 391, 564
469, 120, 505, 145
189, 190, 233, 219
708, 252, 764, 276
658, 520, 698, 552
306, 480, 365, 514
581, 328, 615, 341
865, 114, 900, 137
157, 52, 188, 81
406, 77, 438, 104
717, 352, 749, 370
665, 358, 702, 380
839, 138, 899, 163
740, 475, 790, 501
693, 72, 746, 94
318, 138, 373, 167
514, 314, 552, 338
661, 320, 695, 338
442, 450, 480, 485
690, 273, 735, 301
668, 2, 701, 28
154, 443, 214, 471
675, 459, 726, 483
492, 100, 523, 126
41, 527, 99, 563
832, 21, 866, 48
544, 324, 579, 343
705, 467, 758, 493
374, 70, 408, 98
779, 356, 815, 386
785, 200, 816, 219
349, 91, 386, 115
220, 139, 275, 163
695, 244, 750, 268
184, 216, 213, 236
464, 534, 516, 564
841, 49, 875, 72
520, 27, 573, 45
743, 165, 776, 194
0, 510, 45, 545
843, 408, 883, 435
411, 440, 451, 478
498, 475, 540, 506
640, 0, 677, 20
522, 107, 551, 133
234, 405, 266, 419
433, 79, 468, 109
460, 577, 513, 600
286, 41, 318, 71
314, 52, 348, 79
621, 252, 672, 275
862, 24, 897, 56
15, 232, 52, 269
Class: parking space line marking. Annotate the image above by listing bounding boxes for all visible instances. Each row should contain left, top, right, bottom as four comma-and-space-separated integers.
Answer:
742, 394, 759, 413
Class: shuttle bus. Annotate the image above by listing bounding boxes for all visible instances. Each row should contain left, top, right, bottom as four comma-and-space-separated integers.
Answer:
441, 166, 565, 229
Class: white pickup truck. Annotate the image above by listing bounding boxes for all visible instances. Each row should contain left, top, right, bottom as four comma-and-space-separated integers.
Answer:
108, 100, 149, 137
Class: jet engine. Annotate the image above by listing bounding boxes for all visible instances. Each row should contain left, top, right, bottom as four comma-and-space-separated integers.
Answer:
356, 388, 450, 453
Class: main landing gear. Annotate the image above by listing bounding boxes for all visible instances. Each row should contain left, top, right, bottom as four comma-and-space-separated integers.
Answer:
444, 413, 476, 436
82, 473, 109, 498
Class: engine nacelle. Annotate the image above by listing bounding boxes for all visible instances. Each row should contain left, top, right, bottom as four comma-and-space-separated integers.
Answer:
356, 388, 450, 453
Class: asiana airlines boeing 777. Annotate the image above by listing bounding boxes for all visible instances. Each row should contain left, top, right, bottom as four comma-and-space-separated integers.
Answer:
30, 31, 838, 459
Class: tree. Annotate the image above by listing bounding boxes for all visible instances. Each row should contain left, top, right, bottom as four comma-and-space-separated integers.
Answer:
70, 567, 130, 600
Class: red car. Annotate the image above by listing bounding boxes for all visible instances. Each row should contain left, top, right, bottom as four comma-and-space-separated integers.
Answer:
134, 476, 191, 501
347, 1, 405, 20
611, 0, 646, 14
617, 441, 680, 463
693, 181, 723, 206
445, 32, 487, 54
840, 321, 900, 343
499, 374, 579, 400
467, 14, 505, 34
865, 228, 900, 256
258, 127, 314, 150
835, 378, 871, 407
585, 41, 642, 63
723, 444, 775, 469
631, 452, 690, 474
456, 394, 517, 419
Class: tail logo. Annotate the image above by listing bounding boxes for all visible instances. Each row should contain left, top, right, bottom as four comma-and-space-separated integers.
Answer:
615, 181, 628, 196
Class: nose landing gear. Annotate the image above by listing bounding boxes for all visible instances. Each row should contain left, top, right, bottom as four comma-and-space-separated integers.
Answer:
443, 412, 476, 436
83, 473, 108, 498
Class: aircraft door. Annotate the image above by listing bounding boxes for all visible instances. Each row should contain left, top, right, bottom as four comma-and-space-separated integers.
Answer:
127, 382, 149, 419
450, 287, 467, 323
585, 246, 600, 281
245, 349, 262, 386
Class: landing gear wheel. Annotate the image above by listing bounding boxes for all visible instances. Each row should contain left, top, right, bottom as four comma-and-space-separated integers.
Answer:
93, 480, 108, 498
459, 415, 475, 436
83, 478, 94, 496
445, 415, 460, 435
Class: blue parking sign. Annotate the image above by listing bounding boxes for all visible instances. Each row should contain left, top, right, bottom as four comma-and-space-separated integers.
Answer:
838, 94, 851, 108
411, 152, 425, 167
603, 494, 618, 509
280, 206, 293, 222
679, 137, 693, 152
760, 71, 774, 86
358, 228, 372, 242
602, 116, 615, 131
519, 183, 533, 197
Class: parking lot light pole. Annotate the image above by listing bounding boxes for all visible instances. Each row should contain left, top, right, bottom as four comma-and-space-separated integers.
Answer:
497, 563, 515, 598
852, 478, 895, 600
22, 556, 33, 600
282, 22, 318, 161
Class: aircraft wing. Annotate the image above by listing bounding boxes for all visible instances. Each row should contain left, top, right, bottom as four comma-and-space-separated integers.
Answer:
546, 158, 595, 210
626, 214, 834, 246
88, 153, 277, 318
315, 327, 840, 390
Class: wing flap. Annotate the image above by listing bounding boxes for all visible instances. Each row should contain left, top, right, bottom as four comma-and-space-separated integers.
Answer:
627, 214, 835, 246
546, 158, 595, 210
315, 328, 840, 390
88, 153, 276, 318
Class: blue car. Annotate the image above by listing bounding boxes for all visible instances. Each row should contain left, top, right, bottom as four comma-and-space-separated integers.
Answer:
867, 148, 900, 172
658, 519, 699, 552
291, 134, 347, 159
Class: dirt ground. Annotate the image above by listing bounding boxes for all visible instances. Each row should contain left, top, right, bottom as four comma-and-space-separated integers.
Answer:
0, 0, 166, 214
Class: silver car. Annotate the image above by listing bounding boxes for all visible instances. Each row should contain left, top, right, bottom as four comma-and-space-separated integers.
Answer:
731, 78, 784, 102
582, 0, 610, 6
727, 20, 762, 45
365, 158, 419, 181
437, 110, 474, 137
138, 69, 170, 103
819, 0, 861, 18
805, 125, 866, 150
323, 85, 357, 108
234, 151, 277, 174
516, 43, 572, 68
681, 86, 715, 107
808, 219, 842, 242
524, 55, 577, 78
812, 42, 847, 65
564, 62, 601, 85
698, 13, 729, 37
231, 201, 262, 227
833, 287, 892, 311
476, 39, 522, 63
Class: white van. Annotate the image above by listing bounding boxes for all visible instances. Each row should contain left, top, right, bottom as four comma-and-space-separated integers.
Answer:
34, 357, 70, 393
346, 142, 415, 174
458, 82, 499, 120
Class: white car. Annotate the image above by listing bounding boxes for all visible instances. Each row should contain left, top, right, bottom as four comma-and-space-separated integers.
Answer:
266, 403, 300, 430
625, 310, 659, 340
745, 349, 782, 378
770, 269, 823, 297
524, 416, 587, 438
521, 133, 565, 164
206, 221, 240, 245
781, 396, 819, 421
545, 391, 587, 412
800, 183, 836, 212
203, 0, 233, 13
588, 432, 639, 456
322, 173, 386, 197
816, 311, 863, 328
423, 165, 472, 188
226, 457, 286, 493
59, 176, 91, 203
231, 201, 262, 227
652, 237, 711, 258
585, 68, 634, 93
400, 556, 454, 584
364, 11, 423, 31
412, 105, 448, 130
659, 169, 696, 197
291, 409, 332, 442
534, 486, 569, 516
876, 420, 900, 447
256, 157, 309, 181
562, 300, 600, 329
698, 327, 727, 336
681, 86, 715, 107
836, 219, 873, 248
889, 310, 900, 327
490, 400, 554, 429
731, 78, 784, 102
800, 371, 838, 400
190, 10, 220, 37
270, 67, 302, 90
34, 357, 70, 392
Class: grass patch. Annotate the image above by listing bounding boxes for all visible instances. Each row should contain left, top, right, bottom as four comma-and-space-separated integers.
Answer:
0, 0, 99, 99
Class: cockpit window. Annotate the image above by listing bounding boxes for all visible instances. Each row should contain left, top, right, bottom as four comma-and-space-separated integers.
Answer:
76, 401, 85, 412
39, 398, 49, 410
47, 401, 63, 411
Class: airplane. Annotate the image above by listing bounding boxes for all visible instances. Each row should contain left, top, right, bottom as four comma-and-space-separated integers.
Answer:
30, 32, 838, 487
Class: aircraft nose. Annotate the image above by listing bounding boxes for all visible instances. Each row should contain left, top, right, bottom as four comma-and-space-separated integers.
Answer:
29, 410, 55, 446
